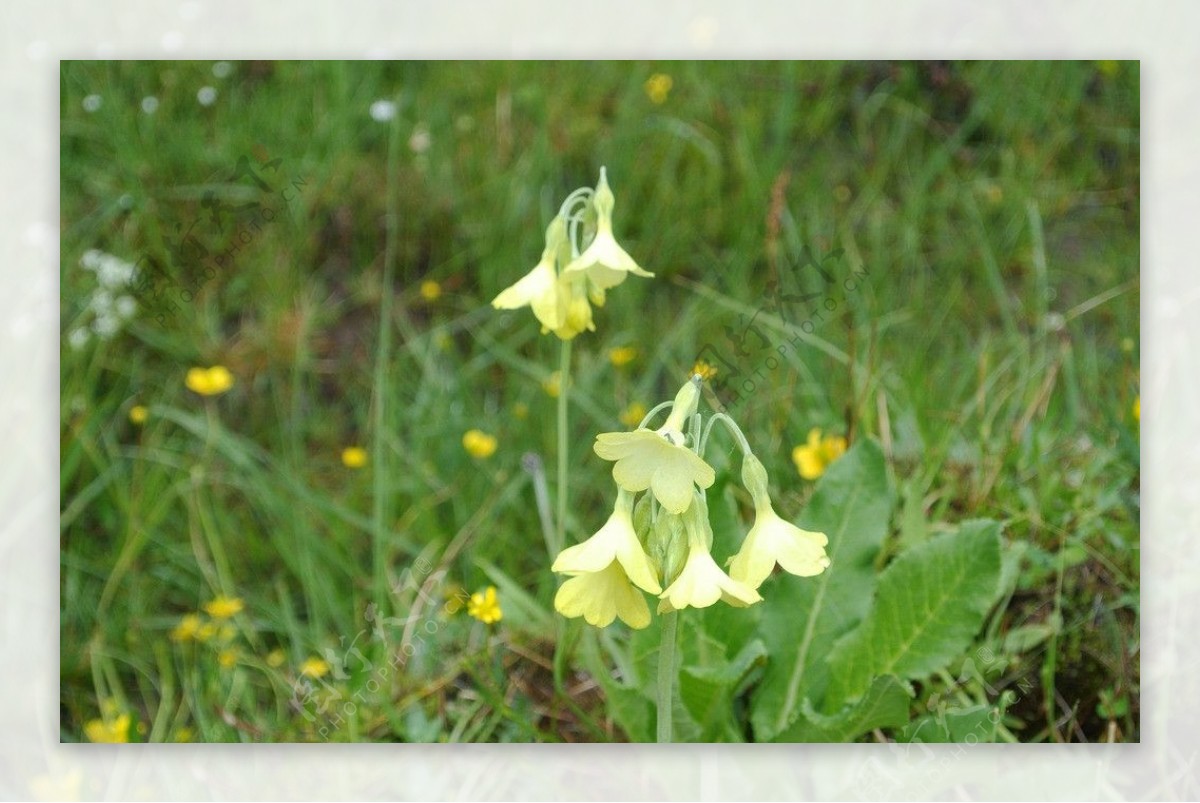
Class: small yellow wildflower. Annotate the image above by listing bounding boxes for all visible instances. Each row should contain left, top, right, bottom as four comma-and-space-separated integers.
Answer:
792, 428, 848, 480
341, 446, 368, 468
185, 365, 234, 396
463, 429, 497, 459
644, 73, 673, 104
542, 371, 562, 398
196, 622, 218, 642
85, 712, 131, 743
266, 648, 286, 668
619, 402, 647, 428
691, 360, 718, 381
217, 649, 238, 669
170, 613, 203, 643
300, 657, 330, 678
608, 346, 638, 368
203, 595, 244, 619
467, 586, 503, 624
420, 279, 442, 301
173, 727, 194, 742
129, 405, 148, 424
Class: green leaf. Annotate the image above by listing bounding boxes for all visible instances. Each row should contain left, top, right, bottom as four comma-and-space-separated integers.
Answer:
679, 639, 768, 741
899, 703, 1001, 743
749, 439, 892, 740
822, 520, 1003, 710
774, 675, 911, 742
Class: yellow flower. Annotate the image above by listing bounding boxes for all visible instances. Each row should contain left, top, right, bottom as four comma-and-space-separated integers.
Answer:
552, 490, 662, 594
266, 648, 286, 668
170, 613, 203, 642
218, 649, 238, 669
563, 168, 654, 291
467, 586, 503, 624
1133, 395, 1139, 422
85, 712, 131, 743
300, 657, 330, 678
593, 379, 714, 514
644, 73, 673, 104
659, 494, 761, 612
554, 559, 651, 629
173, 727, 194, 742
196, 622, 218, 642
203, 595, 244, 619
419, 279, 442, 301
185, 365, 234, 396
792, 428, 847, 480
691, 360, 718, 381
542, 371, 562, 398
129, 404, 148, 424
608, 346, 638, 368
341, 446, 368, 468
728, 454, 830, 589
463, 429, 497, 459
492, 217, 571, 333
619, 402, 647, 428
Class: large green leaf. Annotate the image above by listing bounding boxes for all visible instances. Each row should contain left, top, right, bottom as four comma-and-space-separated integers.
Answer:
822, 520, 1003, 710
679, 638, 768, 741
749, 439, 892, 740
774, 675, 911, 742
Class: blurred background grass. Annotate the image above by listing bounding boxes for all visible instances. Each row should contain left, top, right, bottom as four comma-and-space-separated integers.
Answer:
60, 60, 1139, 742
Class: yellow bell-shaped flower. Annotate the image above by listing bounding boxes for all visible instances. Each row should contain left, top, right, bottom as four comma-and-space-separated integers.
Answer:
658, 493, 762, 612
563, 167, 654, 291
593, 379, 714, 514
552, 490, 662, 594
554, 560, 652, 629
728, 453, 830, 589
491, 217, 569, 331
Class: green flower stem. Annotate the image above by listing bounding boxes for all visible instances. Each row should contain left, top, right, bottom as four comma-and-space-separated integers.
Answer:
555, 337, 572, 557
373, 109, 401, 613
656, 609, 679, 743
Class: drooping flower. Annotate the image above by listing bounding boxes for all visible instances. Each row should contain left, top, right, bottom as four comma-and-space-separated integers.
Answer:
463, 429, 498, 459
185, 365, 234, 397
594, 378, 714, 514
341, 446, 368, 468
728, 454, 830, 589
552, 490, 661, 594
203, 595, 244, 619
467, 586, 503, 624
563, 168, 654, 291
792, 427, 847, 480
658, 493, 761, 612
492, 217, 571, 333
554, 559, 651, 629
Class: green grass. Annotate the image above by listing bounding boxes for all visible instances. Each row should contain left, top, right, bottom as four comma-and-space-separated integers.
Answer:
60, 60, 1139, 742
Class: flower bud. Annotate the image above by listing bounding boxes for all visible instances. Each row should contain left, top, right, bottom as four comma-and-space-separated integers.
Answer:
648, 511, 687, 588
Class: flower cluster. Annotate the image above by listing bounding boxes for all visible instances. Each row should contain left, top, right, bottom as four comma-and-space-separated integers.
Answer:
68, 250, 139, 350
552, 376, 830, 628
492, 167, 652, 340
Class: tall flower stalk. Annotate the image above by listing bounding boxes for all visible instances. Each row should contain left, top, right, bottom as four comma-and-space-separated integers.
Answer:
551, 373, 831, 742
